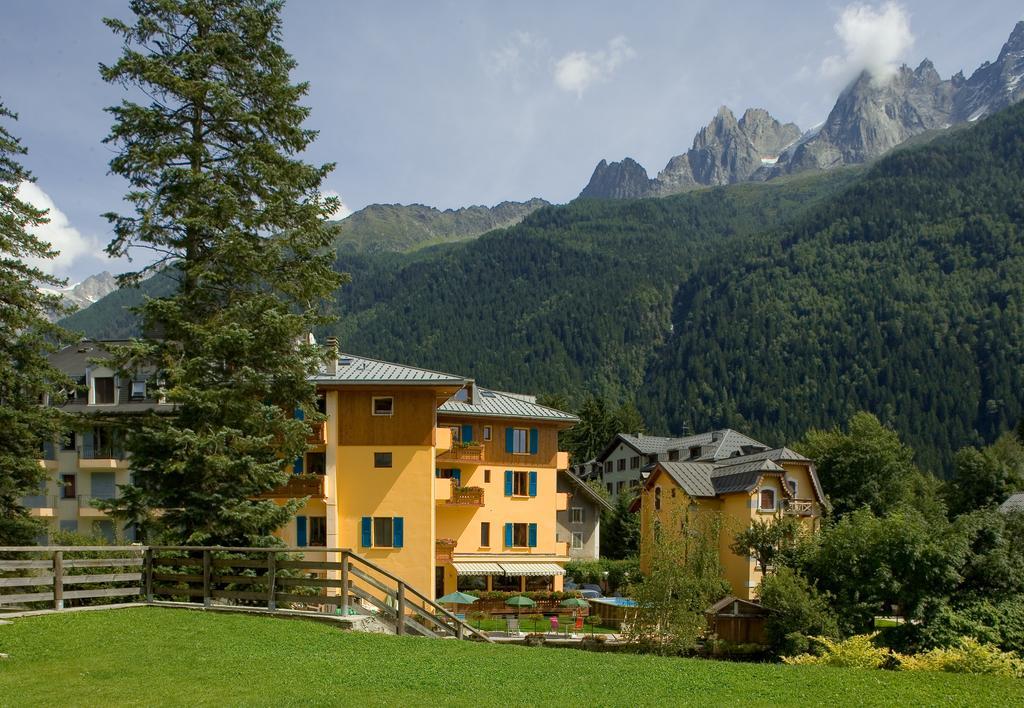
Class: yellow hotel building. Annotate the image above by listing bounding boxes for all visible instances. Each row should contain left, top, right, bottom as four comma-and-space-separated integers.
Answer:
267, 345, 578, 600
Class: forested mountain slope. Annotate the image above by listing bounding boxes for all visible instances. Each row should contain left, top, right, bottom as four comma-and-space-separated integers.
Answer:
641, 102, 1024, 472
63, 104, 1024, 472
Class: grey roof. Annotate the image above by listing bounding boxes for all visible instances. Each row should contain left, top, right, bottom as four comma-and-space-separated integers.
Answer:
560, 470, 615, 512
724, 447, 827, 508
657, 462, 716, 497
597, 429, 767, 463
999, 493, 1024, 513
312, 352, 466, 386
439, 386, 578, 423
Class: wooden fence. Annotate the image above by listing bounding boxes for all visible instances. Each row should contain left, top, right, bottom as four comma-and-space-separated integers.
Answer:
0, 545, 490, 642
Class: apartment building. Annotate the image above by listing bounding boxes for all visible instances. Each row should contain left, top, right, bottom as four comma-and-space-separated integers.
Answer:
26, 340, 172, 542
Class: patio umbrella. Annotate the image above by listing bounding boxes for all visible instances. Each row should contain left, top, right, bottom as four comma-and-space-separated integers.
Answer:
437, 591, 479, 606
505, 595, 536, 624
560, 597, 589, 608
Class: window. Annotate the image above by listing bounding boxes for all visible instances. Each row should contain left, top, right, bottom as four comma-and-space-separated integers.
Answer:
93, 377, 115, 404
316, 394, 327, 415
511, 428, 528, 454
448, 425, 461, 444
630, 479, 638, 488
604, 461, 612, 474
374, 452, 392, 468
61, 432, 75, 451
309, 516, 327, 547
689, 446, 701, 459
654, 487, 662, 511
630, 456, 640, 469
372, 397, 394, 416
788, 479, 798, 496
483, 426, 492, 442
668, 449, 680, 461
484, 469, 491, 484
606, 483, 613, 494
130, 381, 146, 400
511, 470, 529, 496
617, 459, 626, 472
306, 452, 326, 475
511, 523, 529, 547
648, 454, 658, 464
373, 517, 394, 547
571, 532, 583, 550
570, 507, 584, 524
60, 474, 76, 499
435, 468, 460, 482
616, 481, 624, 494
671, 488, 677, 498
759, 489, 776, 511
480, 522, 490, 547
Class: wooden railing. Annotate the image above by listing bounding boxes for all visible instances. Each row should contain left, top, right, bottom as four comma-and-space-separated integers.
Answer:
0, 546, 489, 643
257, 475, 325, 499
782, 499, 817, 516
437, 443, 485, 462
307, 422, 327, 445
447, 486, 485, 507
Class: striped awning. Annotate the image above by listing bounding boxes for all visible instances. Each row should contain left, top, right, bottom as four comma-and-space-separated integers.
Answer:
452, 562, 504, 575
499, 563, 565, 577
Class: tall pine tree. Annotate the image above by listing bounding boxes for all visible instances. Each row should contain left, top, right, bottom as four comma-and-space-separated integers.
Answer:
0, 101, 74, 544
100, 0, 344, 545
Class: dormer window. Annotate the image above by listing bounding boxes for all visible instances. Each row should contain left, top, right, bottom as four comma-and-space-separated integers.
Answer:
130, 381, 146, 400
689, 446, 701, 459
668, 449, 680, 462
94, 377, 115, 405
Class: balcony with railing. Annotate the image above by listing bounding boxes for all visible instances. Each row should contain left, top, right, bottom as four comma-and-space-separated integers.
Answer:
22, 494, 57, 517
258, 474, 326, 500
782, 499, 818, 517
307, 421, 326, 446
437, 442, 485, 463
447, 486, 485, 507
78, 494, 116, 518
436, 538, 457, 564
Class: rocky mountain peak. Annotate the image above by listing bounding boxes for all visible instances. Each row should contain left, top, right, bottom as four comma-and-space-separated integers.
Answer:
579, 158, 653, 199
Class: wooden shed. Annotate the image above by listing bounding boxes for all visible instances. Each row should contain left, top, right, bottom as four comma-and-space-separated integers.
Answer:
706, 596, 771, 645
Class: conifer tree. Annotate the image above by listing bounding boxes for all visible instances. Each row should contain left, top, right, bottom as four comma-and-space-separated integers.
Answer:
100, 0, 344, 545
0, 102, 74, 544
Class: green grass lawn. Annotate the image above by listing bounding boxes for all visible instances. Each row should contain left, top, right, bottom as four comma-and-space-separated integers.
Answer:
470, 614, 618, 634
1, 607, 1019, 706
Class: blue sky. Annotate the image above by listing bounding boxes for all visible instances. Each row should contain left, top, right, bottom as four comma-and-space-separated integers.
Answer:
1, 0, 1021, 281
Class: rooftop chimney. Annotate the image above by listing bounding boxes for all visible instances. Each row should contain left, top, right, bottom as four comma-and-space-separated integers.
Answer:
324, 336, 339, 376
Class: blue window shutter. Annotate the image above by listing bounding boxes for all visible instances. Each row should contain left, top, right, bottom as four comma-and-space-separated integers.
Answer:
504, 470, 513, 497
293, 456, 304, 475
462, 424, 473, 442
360, 517, 372, 547
294, 408, 304, 420
452, 469, 461, 485
504, 523, 513, 547
529, 428, 539, 454
528, 470, 537, 497
296, 516, 307, 547
528, 523, 537, 548
505, 427, 514, 453
393, 517, 404, 548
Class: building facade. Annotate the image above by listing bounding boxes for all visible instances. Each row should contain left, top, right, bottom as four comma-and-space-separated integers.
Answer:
637, 445, 827, 600
25, 340, 172, 542
555, 470, 612, 561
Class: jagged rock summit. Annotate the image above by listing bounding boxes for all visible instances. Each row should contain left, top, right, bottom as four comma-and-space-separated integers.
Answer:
580, 21, 1024, 199
43, 271, 118, 320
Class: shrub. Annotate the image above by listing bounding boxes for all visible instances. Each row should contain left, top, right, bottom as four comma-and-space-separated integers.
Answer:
759, 567, 838, 656
899, 638, 1024, 678
784, 634, 892, 670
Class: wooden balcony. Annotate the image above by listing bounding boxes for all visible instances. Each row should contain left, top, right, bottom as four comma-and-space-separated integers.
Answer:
258, 474, 326, 500
782, 499, 817, 517
307, 422, 326, 446
447, 486, 485, 507
436, 538, 457, 564
437, 443, 485, 462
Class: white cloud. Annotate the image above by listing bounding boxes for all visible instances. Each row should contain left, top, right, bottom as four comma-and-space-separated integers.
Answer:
821, 2, 914, 83
553, 36, 635, 97
322, 189, 352, 220
16, 181, 101, 279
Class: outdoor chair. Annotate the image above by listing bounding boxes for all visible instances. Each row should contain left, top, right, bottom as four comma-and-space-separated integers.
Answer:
574, 616, 584, 634
506, 618, 520, 636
